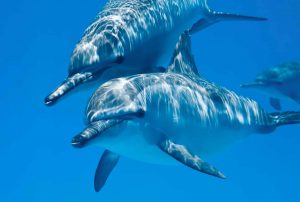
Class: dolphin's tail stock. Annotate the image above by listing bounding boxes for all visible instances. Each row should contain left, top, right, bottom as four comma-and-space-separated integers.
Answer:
258, 111, 300, 134
189, 0, 267, 34
269, 111, 300, 127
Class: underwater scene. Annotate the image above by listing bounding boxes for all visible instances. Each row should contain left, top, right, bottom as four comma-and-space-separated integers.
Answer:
1, 0, 300, 201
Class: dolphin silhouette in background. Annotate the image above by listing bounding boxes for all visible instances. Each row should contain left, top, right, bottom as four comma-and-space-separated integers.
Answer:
45, 0, 267, 106
241, 62, 300, 110
71, 32, 300, 192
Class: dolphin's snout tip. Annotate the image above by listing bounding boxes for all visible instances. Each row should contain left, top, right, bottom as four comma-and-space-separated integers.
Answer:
258, 17, 268, 21
219, 172, 227, 179
44, 96, 56, 106
44, 88, 64, 106
71, 135, 87, 148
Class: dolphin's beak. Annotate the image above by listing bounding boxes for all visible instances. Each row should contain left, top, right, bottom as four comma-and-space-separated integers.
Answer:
71, 123, 100, 148
71, 134, 88, 148
44, 79, 72, 106
71, 119, 123, 148
44, 72, 93, 106
240, 82, 263, 88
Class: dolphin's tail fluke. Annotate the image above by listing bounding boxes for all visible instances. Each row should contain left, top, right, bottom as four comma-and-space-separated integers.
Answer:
44, 72, 93, 106
269, 111, 300, 127
189, 1, 267, 34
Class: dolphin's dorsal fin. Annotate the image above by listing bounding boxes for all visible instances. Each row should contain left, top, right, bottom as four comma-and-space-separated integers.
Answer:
167, 31, 200, 77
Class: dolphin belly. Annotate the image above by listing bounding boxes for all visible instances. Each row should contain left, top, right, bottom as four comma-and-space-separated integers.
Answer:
176, 128, 251, 157
90, 121, 179, 165
146, 118, 252, 158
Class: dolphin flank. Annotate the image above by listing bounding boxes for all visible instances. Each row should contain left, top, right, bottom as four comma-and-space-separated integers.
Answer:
71, 32, 300, 192
45, 0, 266, 106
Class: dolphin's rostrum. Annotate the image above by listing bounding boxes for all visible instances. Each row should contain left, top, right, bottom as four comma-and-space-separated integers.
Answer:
72, 31, 300, 192
45, 0, 267, 106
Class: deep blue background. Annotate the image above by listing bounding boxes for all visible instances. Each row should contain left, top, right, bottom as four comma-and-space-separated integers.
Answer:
1, 0, 300, 201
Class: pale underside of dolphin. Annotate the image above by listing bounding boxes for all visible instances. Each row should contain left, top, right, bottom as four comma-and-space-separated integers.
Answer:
44, 0, 267, 106
241, 62, 300, 110
71, 32, 300, 192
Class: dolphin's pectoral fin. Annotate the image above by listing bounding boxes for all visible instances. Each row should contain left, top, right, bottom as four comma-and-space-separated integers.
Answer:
94, 150, 120, 192
158, 139, 226, 179
189, 12, 267, 34
270, 97, 281, 111
44, 72, 93, 106
71, 119, 123, 148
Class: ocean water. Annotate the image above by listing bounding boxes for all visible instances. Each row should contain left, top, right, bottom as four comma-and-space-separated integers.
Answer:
1, 0, 300, 201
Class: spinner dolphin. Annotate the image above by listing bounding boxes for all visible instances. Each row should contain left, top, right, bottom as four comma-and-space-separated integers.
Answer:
241, 62, 300, 110
45, 0, 266, 106
71, 32, 300, 192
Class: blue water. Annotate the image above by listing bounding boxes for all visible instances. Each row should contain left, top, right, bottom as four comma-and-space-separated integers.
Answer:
1, 0, 300, 201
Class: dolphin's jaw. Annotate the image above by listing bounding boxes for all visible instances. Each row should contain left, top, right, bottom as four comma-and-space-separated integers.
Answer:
71, 134, 89, 148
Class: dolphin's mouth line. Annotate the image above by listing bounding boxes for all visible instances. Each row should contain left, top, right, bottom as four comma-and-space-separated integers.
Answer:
71, 119, 124, 148
71, 141, 83, 147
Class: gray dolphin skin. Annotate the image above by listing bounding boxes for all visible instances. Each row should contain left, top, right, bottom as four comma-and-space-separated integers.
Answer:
45, 0, 267, 106
241, 62, 300, 110
71, 32, 300, 192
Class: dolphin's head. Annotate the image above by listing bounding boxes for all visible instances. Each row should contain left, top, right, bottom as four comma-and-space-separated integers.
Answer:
87, 77, 145, 122
71, 76, 146, 148
44, 30, 124, 106
240, 76, 284, 97
240, 63, 294, 96
68, 33, 124, 75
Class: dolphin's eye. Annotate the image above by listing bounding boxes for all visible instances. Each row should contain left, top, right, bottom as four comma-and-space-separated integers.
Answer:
136, 109, 145, 118
115, 56, 124, 64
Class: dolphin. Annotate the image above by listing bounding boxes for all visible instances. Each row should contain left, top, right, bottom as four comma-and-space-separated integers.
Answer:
71, 32, 300, 192
241, 62, 300, 110
45, 0, 267, 106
